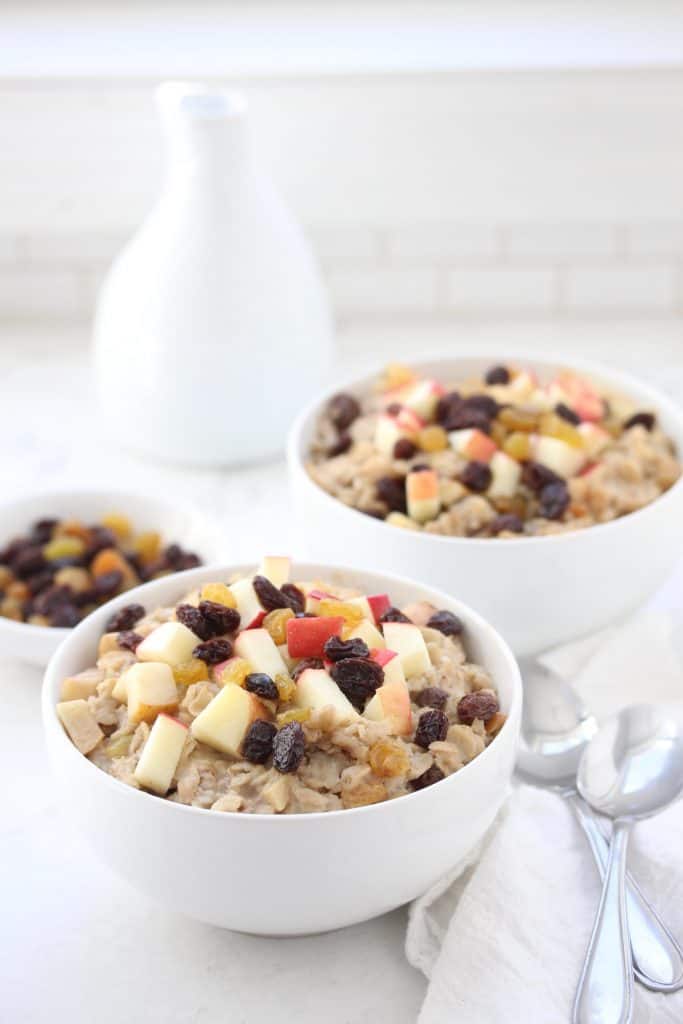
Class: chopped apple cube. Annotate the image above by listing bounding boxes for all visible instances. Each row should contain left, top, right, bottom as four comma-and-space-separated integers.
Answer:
382, 622, 431, 678
286, 615, 345, 658
578, 422, 610, 458
534, 435, 585, 478
406, 469, 440, 523
375, 415, 408, 457
258, 555, 291, 589
396, 407, 425, 434
304, 588, 338, 614
347, 595, 373, 621
134, 714, 188, 795
371, 648, 406, 686
508, 370, 537, 400
401, 379, 444, 420
449, 428, 498, 463
137, 621, 199, 667
348, 618, 385, 650
295, 668, 357, 723
57, 699, 104, 754
191, 684, 268, 757
125, 662, 179, 724
60, 668, 102, 702
487, 451, 521, 498
234, 628, 288, 679
363, 678, 412, 735
400, 601, 437, 627
229, 577, 266, 630
367, 593, 391, 622
278, 643, 299, 672
550, 371, 603, 422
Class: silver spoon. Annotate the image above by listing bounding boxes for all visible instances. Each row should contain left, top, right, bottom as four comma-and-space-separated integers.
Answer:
574, 705, 683, 1024
517, 660, 683, 992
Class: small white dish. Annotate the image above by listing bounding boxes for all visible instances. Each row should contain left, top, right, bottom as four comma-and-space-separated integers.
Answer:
0, 489, 224, 666
42, 560, 521, 935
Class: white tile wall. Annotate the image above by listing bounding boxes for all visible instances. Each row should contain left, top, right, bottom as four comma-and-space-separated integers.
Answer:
563, 266, 677, 312
446, 267, 557, 312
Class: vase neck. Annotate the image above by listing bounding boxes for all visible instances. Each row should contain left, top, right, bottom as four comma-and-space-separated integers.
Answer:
156, 82, 251, 179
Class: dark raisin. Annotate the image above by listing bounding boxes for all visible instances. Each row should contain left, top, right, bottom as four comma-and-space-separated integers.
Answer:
375, 476, 407, 514
273, 721, 306, 773
521, 460, 562, 493
242, 720, 277, 764
485, 365, 510, 385
435, 391, 462, 427
624, 411, 655, 432
538, 481, 570, 520
380, 606, 412, 624
93, 571, 124, 597
426, 609, 464, 637
409, 764, 445, 791
462, 394, 500, 420
51, 555, 87, 570
330, 657, 384, 710
198, 600, 241, 635
327, 432, 352, 457
489, 513, 524, 536
457, 691, 499, 725
411, 463, 431, 473
292, 657, 324, 680
327, 392, 361, 431
393, 438, 418, 460
459, 460, 492, 493
176, 553, 201, 571
385, 402, 403, 416
193, 637, 233, 664
118, 630, 143, 652
25, 568, 55, 595
105, 602, 145, 633
176, 602, 213, 640
363, 508, 387, 520
555, 402, 581, 426
253, 575, 290, 612
51, 604, 81, 628
414, 709, 449, 748
13, 545, 47, 579
443, 407, 491, 433
84, 526, 117, 560
30, 518, 58, 544
33, 585, 74, 616
245, 673, 279, 700
164, 543, 184, 566
281, 583, 305, 614
1, 537, 32, 566
323, 636, 370, 662
415, 687, 449, 710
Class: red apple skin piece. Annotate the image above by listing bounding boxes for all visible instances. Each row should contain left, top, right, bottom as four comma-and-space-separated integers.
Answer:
579, 461, 600, 477
396, 407, 425, 433
244, 610, 266, 630
371, 648, 398, 668
466, 429, 498, 463
286, 615, 345, 658
554, 372, 603, 422
367, 593, 391, 623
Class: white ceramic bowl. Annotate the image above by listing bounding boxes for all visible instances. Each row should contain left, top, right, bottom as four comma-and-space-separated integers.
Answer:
287, 354, 683, 656
42, 561, 521, 936
0, 490, 224, 666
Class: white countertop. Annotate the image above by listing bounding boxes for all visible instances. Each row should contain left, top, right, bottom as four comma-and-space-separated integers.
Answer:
2, 319, 682, 1024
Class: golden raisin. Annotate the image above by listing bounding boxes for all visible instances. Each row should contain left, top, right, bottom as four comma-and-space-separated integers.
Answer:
368, 739, 410, 778
263, 607, 294, 645
538, 412, 583, 448
100, 512, 133, 541
90, 548, 137, 585
490, 420, 507, 447
379, 363, 415, 392
0, 597, 22, 621
341, 780, 388, 809
318, 599, 364, 628
104, 733, 133, 759
132, 531, 162, 564
54, 567, 91, 593
173, 658, 209, 686
417, 425, 448, 453
274, 673, 297, 703
0, 566, 13, 588
485, 712, 507, 735
28, 614, 50, 627
277, 707, 311, 727
54, 518, 92, 543
43, 536, 86, 561
6, 580, 30, 601
386, 512, 420, 531
200, 582, 236, 608
502, 431, 532, 461
216, 657, 251, 687
498, 406, 538, 432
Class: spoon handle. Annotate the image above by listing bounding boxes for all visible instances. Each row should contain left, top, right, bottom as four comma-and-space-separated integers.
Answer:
573, 820, 633, 1024
567, 792, 683, 991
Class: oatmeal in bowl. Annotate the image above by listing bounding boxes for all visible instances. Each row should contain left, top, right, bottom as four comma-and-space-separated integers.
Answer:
43, 559, 520, 934
55, 556, 505, 815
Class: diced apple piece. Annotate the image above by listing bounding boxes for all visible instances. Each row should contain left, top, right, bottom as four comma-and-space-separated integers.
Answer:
57, 699, 104, 754
347, 595, 373, 621
234, 628, 288, 679
406, 469, 440, 523
382, 622, 431, 678
286, 616, 345, 658
229, 577, 266, 630
396, 407, 425, 434
400, 379, 444, 420
295, 668, 357, 724
348, 618, 385, 650
371, 648, 406, 686
137, 621, 199, 667
534, 435, 585, 479
278, 643, 299, 672
367, 593, 391, 622
578, 422, 610, 458
487, 451, 521, 498
400, 601, 437, 627
363, 678, 412, 736
134, 714, 188, 795
304, 588, 338, 614
60, 668, 102, 701
191, 684, 268, 757
375, 415, 407, 457
449, 428, 498, 463
258, 555, 290, 589
125, 662, 179, 724
551, 371, 604, 422
508, 370, 537, 400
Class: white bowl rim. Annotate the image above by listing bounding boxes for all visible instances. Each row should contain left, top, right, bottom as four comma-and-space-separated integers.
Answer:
43, 559, 522, 824
287, 348, 683, 548
0, 486, 222, 641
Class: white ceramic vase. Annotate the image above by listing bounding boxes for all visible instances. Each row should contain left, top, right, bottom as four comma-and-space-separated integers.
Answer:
94, 82, 333, 466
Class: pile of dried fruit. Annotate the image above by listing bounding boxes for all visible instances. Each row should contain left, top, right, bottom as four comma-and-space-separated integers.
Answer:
0, 513, 200, 628
57, 556, 504, 814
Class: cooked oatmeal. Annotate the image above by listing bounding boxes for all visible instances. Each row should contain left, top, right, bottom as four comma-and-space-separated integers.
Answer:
307, 363, 681, 537
56, 558, 504, 814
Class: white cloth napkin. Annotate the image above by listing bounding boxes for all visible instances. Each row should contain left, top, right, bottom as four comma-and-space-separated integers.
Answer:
406, 608, 683, 1023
